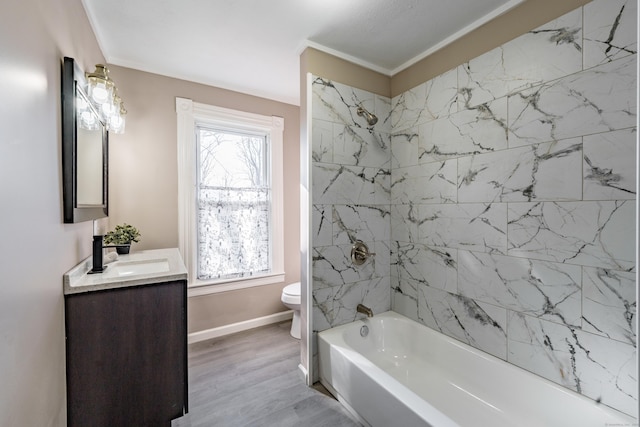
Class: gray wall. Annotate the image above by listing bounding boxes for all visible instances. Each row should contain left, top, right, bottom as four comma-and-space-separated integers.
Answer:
106, 65, 301, 334
0, 0, 105, 425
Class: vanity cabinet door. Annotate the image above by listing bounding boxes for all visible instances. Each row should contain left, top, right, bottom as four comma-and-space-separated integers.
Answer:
65, 280, 187, 427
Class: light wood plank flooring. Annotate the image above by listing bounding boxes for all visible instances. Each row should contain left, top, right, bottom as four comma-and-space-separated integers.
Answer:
172, 321, 362, 427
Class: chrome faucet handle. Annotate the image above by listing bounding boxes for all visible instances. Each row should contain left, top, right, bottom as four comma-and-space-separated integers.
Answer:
351, 240, 375, 266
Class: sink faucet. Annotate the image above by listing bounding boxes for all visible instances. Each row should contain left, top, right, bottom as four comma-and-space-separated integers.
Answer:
357, 303, 374, 318
90, 235, 107, 274
89, 235, 127, 274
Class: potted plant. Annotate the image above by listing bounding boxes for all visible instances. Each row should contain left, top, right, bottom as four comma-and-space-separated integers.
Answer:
104, 223, 141, 254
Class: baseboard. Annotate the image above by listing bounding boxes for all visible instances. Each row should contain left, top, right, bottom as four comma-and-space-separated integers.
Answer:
188, 310, 293, 344
298, 363, 308, 384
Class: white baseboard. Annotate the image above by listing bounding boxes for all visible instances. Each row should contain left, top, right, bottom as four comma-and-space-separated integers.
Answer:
298, 363, 308, 384
188, 310, 293, 344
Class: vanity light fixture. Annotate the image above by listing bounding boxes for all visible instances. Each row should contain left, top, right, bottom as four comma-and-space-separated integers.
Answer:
85, 64, 127, 134
76, 89, 100, 131
110, 95, 127, 134
86, 64, 113, 104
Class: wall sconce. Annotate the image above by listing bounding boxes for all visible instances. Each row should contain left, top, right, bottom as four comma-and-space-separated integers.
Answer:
86, 64, 127, 134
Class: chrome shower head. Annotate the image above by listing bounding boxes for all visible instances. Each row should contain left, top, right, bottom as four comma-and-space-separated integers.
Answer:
357, 106, 378, 126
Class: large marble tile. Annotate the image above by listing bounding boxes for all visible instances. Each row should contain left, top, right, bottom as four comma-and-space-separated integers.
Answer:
419, 203, 507, 254
418, 285, 507, 359
333, 124, 391, 168
391, 84, 425, 132
458, 138, 583, 203
390, 130, 419, 169
369, 240, 391, 279
390, 204, 420, 243
390, 69, 457, 132
374, 94, 392, 130
582, 266, 636, 345
583, 128, 637, 200
458, 251, 581, 326
390, 275, 419, 322
312, 241, 390, 289
390, 165, 418, 205
312, 204, 332, 247
508, 313, 637, 416
459, 8, 582, 109
391, 160, 457, 205
395, 242, 457, 293
332, 204, 390, 245
313, 244, 373, 289
312, 77, 375, 126
312, 163, 390, 205
313, 276, 391, 331
420, 97, 508, 162
507, 201, 635, 270
312, 119, 333, 163
508, 55, 637, 147
583, 0, 638, 69
421, 67, 459, 121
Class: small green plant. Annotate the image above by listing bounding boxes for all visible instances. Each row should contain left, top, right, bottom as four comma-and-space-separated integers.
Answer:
104, 223, 141, 245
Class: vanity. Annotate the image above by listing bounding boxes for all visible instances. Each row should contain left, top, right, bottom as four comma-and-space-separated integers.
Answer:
63, 248, 188, 427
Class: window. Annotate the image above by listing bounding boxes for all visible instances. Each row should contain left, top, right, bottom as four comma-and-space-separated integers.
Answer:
196, 127, 270, 280
176, 98, 284, 295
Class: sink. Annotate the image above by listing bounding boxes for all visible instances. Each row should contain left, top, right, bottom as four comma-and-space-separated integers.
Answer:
64, 248, 188, 294
108, 259, 170, 277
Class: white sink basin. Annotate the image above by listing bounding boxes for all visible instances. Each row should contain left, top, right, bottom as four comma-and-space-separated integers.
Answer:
108, 259, 170, 277
64, 248, 188, 295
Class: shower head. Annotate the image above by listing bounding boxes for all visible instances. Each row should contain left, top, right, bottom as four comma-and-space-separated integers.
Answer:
357, 106, 378, 126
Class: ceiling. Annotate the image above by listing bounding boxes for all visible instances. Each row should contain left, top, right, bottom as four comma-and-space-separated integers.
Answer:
81, 0, 525, 106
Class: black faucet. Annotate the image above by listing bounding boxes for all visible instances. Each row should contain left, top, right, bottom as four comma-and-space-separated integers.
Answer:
88, 235, 128, 274
89, 235, 107, 274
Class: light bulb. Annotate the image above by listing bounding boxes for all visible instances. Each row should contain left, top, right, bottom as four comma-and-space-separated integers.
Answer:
90, 82, 111, 104
81, 111, 94, 124
109, 114, 125, 134
76, 95, 87, 110
101, 100, 114, 116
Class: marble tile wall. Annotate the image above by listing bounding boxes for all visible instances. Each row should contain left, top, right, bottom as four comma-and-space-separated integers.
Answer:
310, 77, 393, 379
390, 0, 637, 416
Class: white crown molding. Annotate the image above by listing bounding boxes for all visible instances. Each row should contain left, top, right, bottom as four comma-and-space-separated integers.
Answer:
301, 41, 393, 76
302, 0, 526, 78
389, 0, 527, 75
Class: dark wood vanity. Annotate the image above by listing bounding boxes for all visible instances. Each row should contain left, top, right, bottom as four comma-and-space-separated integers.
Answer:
64, 249, 188, 427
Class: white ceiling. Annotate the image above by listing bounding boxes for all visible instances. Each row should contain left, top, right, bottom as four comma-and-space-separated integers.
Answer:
81, 0, 525, 106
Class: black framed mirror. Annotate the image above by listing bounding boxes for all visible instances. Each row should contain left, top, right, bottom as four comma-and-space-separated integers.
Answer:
62, 56, 109, 223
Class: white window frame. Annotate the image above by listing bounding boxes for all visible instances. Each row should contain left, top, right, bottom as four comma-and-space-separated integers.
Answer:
176, 97, 284, 296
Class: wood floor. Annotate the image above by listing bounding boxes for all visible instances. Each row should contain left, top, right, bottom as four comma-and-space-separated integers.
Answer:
172, 321, 362, 427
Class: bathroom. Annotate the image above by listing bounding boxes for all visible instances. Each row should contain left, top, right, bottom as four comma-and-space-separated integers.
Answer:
0, 0, 637, 425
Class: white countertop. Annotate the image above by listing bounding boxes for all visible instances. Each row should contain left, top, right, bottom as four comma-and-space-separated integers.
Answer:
63, 248, 188, 295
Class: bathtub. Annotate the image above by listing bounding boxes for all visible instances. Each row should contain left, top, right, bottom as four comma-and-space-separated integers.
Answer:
318, 311, 637, 427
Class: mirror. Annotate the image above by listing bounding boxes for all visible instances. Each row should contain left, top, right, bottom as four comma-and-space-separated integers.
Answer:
62, 57, 109, 223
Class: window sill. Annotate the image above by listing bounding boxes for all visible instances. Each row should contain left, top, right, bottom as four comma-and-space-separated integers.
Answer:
187, 272, 286, 297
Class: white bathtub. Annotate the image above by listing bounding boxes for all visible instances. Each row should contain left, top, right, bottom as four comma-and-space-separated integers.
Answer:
318, 311, 637, 427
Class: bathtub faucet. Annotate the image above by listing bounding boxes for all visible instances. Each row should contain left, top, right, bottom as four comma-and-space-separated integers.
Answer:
357, 304, 374, 318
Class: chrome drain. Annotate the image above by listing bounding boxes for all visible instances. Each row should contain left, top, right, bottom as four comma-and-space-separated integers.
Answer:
360, 325, 369, 337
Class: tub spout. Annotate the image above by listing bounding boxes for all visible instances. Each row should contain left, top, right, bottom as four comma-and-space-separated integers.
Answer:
357, 304, 374, 318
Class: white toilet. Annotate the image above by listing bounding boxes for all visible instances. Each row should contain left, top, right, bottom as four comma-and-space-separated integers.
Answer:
281, 282, 301, 339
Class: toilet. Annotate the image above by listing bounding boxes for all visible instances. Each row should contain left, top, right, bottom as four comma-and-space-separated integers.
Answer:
281, 282, 301, 339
